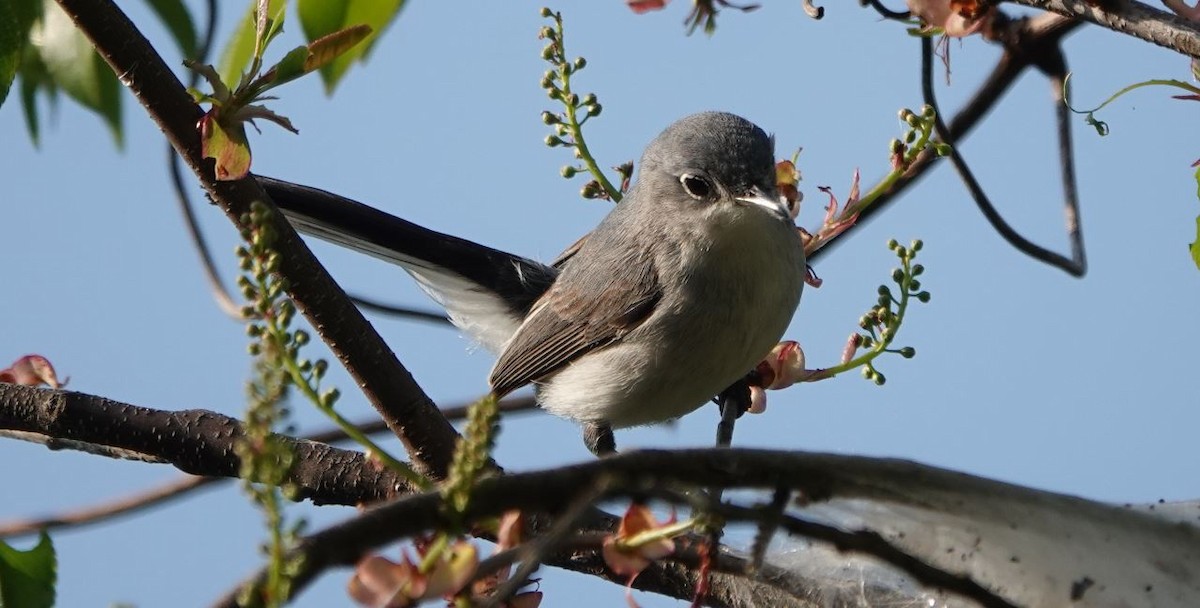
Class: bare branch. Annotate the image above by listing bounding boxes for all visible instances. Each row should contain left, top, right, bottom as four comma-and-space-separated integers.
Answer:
0, 384, 413, 505
0, 396, 538, 539
1006, 0, 1200, 58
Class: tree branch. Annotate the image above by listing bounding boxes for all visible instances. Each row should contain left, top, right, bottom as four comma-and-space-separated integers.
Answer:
52, 0, 462, 479
1006, 0, 1200, 58
0, 384, 412, 505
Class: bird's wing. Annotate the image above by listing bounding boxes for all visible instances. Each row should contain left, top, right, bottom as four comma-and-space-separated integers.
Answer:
488, 250, 662, 397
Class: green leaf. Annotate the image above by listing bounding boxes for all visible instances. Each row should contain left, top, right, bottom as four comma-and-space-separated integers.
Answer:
0, 532, 57, 608
1191, 166, 1200, 272
0, 0, 41, 109
30, 0, 122, 146
217, 0, 284, 89
297, 0, 404, 93
143, 0, 198, 57
17, 50, 54, 146
200, 111, 252, 181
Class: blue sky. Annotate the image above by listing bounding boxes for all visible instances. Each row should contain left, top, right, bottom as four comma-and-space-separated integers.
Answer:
2, 1, 1198, 606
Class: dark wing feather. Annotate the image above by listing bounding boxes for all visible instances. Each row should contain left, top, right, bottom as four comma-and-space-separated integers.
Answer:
488, 252, 662, 397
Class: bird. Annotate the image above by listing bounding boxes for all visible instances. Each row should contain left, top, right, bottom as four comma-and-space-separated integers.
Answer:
258, 111, 805, 456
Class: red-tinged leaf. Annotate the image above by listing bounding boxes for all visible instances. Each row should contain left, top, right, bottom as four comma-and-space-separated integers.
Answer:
235, 103, 298, 134
305, 25, 372, 73
0, 354, 64, 388
628, 0, 670, 13
200, 112, 252, 180
298, 0, 404, 94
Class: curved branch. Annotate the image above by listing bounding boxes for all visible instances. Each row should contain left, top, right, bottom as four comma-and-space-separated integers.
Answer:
921, 36, 1087, 276
810, 13, 1083, 263
217, 447, 1184, 608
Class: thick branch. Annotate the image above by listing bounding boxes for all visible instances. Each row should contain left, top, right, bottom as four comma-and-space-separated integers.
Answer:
0, 384, 411, 505
1007, 0, 1200, 58
52, 0, 461, 479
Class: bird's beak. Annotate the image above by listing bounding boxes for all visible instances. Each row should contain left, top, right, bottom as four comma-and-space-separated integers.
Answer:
735, 186, 791, 223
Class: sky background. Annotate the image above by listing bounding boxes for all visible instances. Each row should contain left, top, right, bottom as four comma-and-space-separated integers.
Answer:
2, 1, 1198, 606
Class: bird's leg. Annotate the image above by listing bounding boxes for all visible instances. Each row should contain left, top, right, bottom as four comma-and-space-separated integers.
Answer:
583, 421, 617, 457
715, 378, 751, 448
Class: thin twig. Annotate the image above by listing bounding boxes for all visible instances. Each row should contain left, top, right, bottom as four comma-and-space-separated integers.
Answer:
921, 36, 1086, 276
810, 13, 1082, 263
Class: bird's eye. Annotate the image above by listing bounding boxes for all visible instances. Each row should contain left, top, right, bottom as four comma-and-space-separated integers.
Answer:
680, 174, 712, 199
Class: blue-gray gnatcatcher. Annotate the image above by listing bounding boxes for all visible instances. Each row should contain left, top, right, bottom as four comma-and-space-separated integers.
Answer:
259, 112, 805, 455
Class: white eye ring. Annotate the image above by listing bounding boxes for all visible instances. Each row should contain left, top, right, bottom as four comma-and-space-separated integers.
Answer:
680, 174, 712, 199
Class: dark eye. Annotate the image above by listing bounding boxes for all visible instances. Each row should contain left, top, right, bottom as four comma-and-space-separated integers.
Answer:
680, 174, 712, 199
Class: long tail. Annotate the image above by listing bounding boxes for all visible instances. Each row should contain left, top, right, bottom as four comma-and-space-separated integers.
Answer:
256, 175, 556, 351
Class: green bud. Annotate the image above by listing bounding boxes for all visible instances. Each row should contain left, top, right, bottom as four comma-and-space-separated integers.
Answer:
546, 88, 561, 101
860, 335, 874, 348
573, 57, 587, 70
581, 93, 597, 105
894, 246, 907, 259
538, 26, 554, 39
916, 291, 931, 303
904, 129, 917, 144
912, 264, 924, 276
910, 239, 923, 252
859, 315, 872, 329
587, 103, 603, 117
861, 367, 873, 379
898, 108, 913, 122
564, 92, 579, 106
313, 359, 328, 379
889, 138, 903, 154
293, 330, 309, 346
560, 165, 578, 178
539, 7, 553, 18
899, 346, 916, 359
541, 111, 559, 125
246, 324, 262, 337
887, 238, 899, 250
890, 269, 904, 283
556, 124, 569, 137
540, 45, 555, 61
322, 387, 341, 407
908, 279, 921, 291
873, 372, 886, 386
581, 182, 600, 199
921, 104, 935, 119
248, 343, 261, 356
877, 294, 892, 307
297, 358, 311, 371
240, 305, 257, 319
933, 142, 952, 156
544, 135, 563, 147
877, 285, 891, 296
